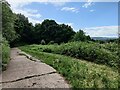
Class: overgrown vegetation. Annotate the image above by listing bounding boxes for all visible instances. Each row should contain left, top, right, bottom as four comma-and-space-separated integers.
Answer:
2, 0, 17, 43
1, 0, 12, 70
1, 38, 10, 71
2, 0, 119, 88
20, 46, 119, 88
21, 41, 118, 69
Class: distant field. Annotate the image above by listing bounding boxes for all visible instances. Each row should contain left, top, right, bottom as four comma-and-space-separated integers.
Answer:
20, 41, 119, 88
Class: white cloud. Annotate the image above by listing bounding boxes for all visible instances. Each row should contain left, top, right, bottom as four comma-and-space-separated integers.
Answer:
11, 7, 42, 25
6, 0, 44, 25
6, 0, 70, 25
82, 0, 93, 8
23, 9, 38, 13
90, 9, 95, 12
57, 21, 73, 26
83, 26, 118, 37
64, 23, 74, 29
65, 23, 74, 29
28, 18, 43, 25
61, 7, 79, 13
56, 21, 74, 29
6, 0, 69, 8
13, 8, 42, 18
49, 2, 66, 6
65, 23, 73, 26
6, 0, 119, 8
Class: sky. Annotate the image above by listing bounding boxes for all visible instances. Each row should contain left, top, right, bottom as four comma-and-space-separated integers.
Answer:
6, 0, 119, 37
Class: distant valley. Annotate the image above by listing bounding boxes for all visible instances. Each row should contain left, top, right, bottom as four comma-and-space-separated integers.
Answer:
91, 37, 118, 41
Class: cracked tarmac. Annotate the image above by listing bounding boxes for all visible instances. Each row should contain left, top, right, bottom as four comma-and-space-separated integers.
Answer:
0, 48, 70, 88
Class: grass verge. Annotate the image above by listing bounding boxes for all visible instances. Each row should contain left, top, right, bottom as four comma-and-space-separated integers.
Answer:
1, 38, 10, 71
20, 46, 119, 89
21, 41, 118, 69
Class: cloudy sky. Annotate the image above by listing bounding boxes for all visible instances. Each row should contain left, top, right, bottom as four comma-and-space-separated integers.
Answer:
6, 0, 119, 37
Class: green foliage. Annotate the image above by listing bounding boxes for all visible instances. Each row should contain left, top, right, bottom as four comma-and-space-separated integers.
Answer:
100, 42, 118, 55
1, 38, 10, 71
73, 30, 91, 41
12, 17, 76, 46
20, 46, 119, 88
2, 1, 17, 43
1, 0, 88, 46
13, 14, 34, 45
43, 48, 52, 53
34, 19, 75, 44
24, 42, 118, 69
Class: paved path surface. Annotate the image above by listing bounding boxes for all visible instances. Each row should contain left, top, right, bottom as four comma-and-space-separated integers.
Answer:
0, 48, 70, 88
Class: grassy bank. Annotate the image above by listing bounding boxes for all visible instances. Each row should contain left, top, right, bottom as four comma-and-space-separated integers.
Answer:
20, 46, 119, 88
20, 41, 118, 69
1, 38, 10, 71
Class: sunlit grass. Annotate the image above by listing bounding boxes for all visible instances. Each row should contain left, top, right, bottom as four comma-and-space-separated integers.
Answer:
20, 46, 119, 89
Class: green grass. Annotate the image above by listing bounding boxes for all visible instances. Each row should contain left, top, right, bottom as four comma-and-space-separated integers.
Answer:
20, 41, 118, 69
1, 38, 10, 71
20, 46, 119, 89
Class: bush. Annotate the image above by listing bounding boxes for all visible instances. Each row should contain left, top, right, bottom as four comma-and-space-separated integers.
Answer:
19, 47, 119, 88
54, 42, 118, 69
27, 41, 118, 69
1, 38, 10, 71
43, 48, 52, 53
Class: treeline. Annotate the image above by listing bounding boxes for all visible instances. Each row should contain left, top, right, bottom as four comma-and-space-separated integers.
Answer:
1, 0, 91, 70
2, 0, 92, 47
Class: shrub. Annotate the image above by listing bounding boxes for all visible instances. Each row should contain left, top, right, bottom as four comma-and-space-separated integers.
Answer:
43, 48, 52, 53
1, 38, 10, 71
19, 47, 119, 88
21, 41, 118, 69
54, 42, 118, 69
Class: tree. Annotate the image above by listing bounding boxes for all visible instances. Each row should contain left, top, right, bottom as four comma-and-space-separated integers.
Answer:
2, 0, 17, 43
34, 23, 42, 43
34, 19, 75, 44
14, 14, 34, 44
40, 19, 58, 43
55, 24, 75, 43
73, 30, 91, 41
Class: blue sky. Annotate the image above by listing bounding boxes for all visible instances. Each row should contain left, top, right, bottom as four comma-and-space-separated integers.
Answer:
7, 0, 119, 37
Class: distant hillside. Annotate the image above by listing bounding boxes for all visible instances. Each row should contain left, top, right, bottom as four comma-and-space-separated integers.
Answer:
91, 37, 118, 41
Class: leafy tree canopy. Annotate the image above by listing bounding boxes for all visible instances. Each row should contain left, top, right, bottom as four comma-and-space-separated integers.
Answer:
2, 0, 17, 43
73, 30, 91, 41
